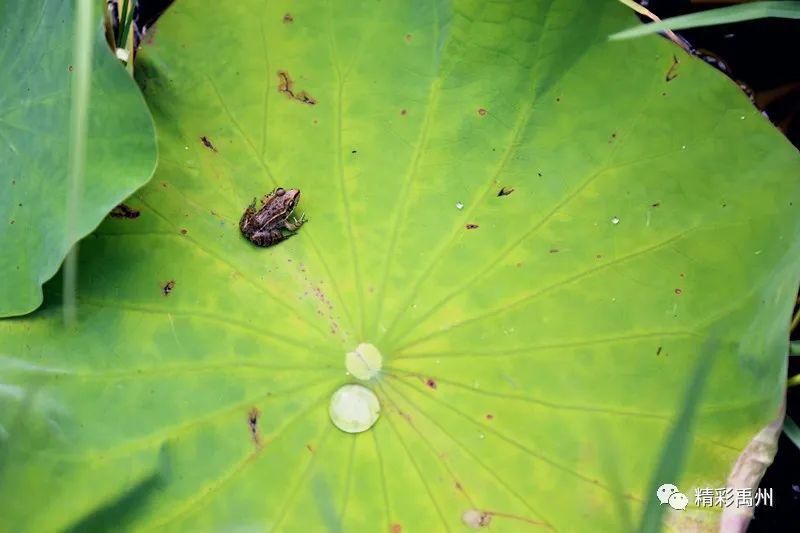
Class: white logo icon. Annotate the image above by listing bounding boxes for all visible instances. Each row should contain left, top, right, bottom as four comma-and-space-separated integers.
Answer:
657, 483, 688, 511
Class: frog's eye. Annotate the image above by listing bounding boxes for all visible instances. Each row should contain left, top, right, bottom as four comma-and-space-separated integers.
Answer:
275, 188, 285, 196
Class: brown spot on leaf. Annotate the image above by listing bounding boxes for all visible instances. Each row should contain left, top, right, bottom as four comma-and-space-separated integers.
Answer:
455, 481, 463, 491
390, 524, 402, 533
277, 71, 317, 105
665, 55, 679, 82
549, 248, 559, 254
110, 204, 140, 219
180, 228, 188, 235
674, 288, 682, 295
161, 280, 175, 296
426, 378, 437, 389
608, 132, 617, 143
477, 108, 487, 117
656, 346, 662, 356
248, 407, 261, 446
497, 186, 514, 197
68, 65, 73, 72
200, 136, 217, 152
400, 109, 407, 116
9, 220, 14, 225
485, 414, 494, 420
306, 443, 314, 453
651, 202, 661, 208
283, 12, 294, 23
404, 34, 412, 42
465, 224, 479, 230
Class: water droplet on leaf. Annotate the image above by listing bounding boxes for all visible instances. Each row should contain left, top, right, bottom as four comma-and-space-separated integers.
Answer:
329, 384, 381, 434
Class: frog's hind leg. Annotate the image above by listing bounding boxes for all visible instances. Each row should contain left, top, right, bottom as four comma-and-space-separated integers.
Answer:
239, 198, 258, 232
251, 228, 286, 247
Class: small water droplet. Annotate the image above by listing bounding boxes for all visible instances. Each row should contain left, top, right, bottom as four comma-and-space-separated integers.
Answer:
345, 343, 383, 380
479, 433, 485, 439
184, 146, 189, 150
681, 145, 686, 150
456, 201, 464, 210
755, 250, 762, 255
611, 216, 620, 225
740, 115, 745, 120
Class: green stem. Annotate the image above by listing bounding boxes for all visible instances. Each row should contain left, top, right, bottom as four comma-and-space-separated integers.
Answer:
788, 374, 800, 388
118, 0, 132, 50
63, 0, 94, 325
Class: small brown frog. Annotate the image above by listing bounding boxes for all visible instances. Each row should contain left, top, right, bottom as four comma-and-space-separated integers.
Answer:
239, 187, 306, 247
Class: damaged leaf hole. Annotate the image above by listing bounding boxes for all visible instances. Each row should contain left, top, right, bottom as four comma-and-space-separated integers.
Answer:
110, 204, 140, 219
248, 407, 261, 446
200, 136, 217, 152
665, 55, 679, 82
497, 186, 514, 197
277, 70, 317, 105
161, 279, 175, 296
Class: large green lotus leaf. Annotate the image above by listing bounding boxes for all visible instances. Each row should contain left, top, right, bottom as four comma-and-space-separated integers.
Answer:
0, 0, 157, 317
2, 0, 799, 530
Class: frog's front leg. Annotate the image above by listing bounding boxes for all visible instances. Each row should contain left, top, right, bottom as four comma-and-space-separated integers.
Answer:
283, 213, 307, 232
251, 227, 288, 247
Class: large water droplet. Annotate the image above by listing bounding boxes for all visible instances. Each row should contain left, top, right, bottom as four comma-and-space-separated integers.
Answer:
329, 384, 381, 434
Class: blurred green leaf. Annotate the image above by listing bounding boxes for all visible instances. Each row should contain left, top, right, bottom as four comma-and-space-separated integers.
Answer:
610, 1, 800, 41
784, 416, 800, 448
0, 0, 157, 317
